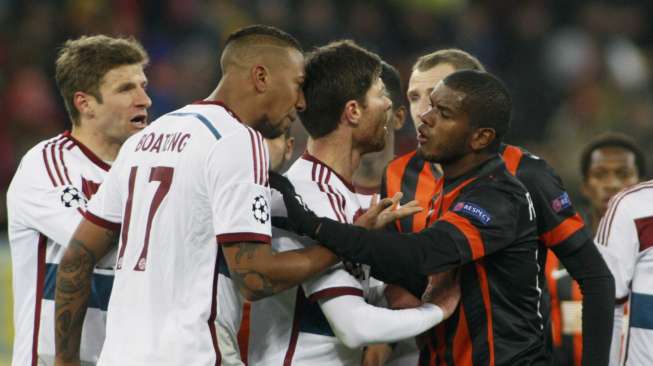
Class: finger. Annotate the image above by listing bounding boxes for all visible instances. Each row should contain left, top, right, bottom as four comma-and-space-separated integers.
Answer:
389, 192, 403, 209
370, 193, 379, 208
390, 206, 423, 220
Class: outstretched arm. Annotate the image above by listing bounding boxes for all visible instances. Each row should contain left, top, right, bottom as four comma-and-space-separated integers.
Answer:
555, 240, 614, 366
55, 219, 118, 366
222, 242, 338, 301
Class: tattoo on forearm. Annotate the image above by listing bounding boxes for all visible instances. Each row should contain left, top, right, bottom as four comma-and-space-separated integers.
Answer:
230, 268, 276, 301
234, 243, 259, 264
55, 238, 96, 362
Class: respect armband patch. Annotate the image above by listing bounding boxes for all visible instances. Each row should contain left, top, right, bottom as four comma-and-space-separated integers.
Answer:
453, 202, 491, 225
551, 192, 572, 213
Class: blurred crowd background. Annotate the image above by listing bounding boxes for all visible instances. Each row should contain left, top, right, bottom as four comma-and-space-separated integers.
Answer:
1, 0, 652, 363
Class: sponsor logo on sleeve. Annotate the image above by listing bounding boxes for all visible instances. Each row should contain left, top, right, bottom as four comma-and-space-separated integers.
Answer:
453, 202, 491, 225
252, 195, 270, 224
551, 192, 572, 213
60, 186, 87, 208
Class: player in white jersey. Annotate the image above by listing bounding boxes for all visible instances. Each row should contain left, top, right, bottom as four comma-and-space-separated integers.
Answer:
596, 180, 653, 366
53, 26, 409, 366
7, 35, 150, 366
249, 41, 459, 366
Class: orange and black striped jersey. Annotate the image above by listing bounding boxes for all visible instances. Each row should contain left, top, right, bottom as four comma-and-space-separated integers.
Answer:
321, 155, 544, 364
381, 144, 592, 365
380, 150, 441, 233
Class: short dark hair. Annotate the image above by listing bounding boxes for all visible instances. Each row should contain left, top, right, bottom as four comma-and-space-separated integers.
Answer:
300, 40, 382, 139
224, 24, 301, 51
221, 25, 302, 72
381, 61, 404, 110
413, 48, 485, 72
442, 70, 511, 152
580, 132, 646, 180
55, 35, 148, 124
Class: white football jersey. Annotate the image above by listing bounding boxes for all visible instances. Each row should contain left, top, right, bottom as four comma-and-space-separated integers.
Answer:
596, 180, 653, 366
7, 132, 115, 366
249, 153, 378, 366
85, 101, 271, 366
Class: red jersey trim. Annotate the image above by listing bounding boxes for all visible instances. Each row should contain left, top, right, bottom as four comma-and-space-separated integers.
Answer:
32, 234, 47, 366
635, 215, 653, 253
83, 211, 121, 232
216, 233, 271, 245
302, 151, 356, 193
62, 131, 111, 171
307, 287, 364, 302
539, 213, 585, 247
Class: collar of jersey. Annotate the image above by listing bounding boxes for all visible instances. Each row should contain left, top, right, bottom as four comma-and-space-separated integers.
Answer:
300, 151, 357, 193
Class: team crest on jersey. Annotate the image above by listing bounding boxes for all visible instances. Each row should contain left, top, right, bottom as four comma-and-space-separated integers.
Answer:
551, 192, 572, 213
453, 202, 491, 225
60, 186, 87, 208
252, 195, 270, 224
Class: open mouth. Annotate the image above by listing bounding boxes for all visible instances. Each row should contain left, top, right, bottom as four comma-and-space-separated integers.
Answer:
130, 115, 148, 128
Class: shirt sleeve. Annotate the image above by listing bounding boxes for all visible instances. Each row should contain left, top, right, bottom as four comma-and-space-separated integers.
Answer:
8, 147, 85, 246
518, 157, 589, 255
85, 155, 125, 232
207, 130, 272, 245
595, 196, 638, 300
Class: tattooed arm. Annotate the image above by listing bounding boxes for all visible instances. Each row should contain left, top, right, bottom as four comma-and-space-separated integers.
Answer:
55, 219, 118, 366
222, 242, 338, 301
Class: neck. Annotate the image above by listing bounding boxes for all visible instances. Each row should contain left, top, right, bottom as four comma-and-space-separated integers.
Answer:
307, 130, 360, 183
353, 134, 395, 189
70, 124, 120, 162
441, 152, 493, 180
206, 75, 261, 127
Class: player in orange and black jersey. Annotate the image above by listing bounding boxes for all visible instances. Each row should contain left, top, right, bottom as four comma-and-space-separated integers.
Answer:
379, 49, 614, 366
275, 70, 581, 365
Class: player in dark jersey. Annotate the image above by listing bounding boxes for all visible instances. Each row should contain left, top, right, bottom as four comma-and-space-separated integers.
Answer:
380, 49, 614, 366
275, 69, 557, 365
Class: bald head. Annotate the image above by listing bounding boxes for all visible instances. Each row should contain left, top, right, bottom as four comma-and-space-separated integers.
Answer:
220, 24, 302, 72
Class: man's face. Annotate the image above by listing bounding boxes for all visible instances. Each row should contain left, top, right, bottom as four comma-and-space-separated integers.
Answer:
416, 82, 471, 164
258, 48, 306, 139
407, 63, 456, 134
355, 77, 393, 154
90, 63, 151, 144
582, 147, 639, 216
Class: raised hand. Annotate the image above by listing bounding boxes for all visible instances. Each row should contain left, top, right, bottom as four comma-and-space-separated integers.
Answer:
354, 192, 423, 230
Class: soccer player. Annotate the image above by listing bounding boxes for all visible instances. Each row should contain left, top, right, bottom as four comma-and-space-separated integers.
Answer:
53, 25, 334, 366
381, 49, 614, 366
596, 179, 653, 366
276, 69, 611, 365
6, 35, 150, 366
547, 132, 645, 366
353, 61, 406, 209
248, 40, 459, 366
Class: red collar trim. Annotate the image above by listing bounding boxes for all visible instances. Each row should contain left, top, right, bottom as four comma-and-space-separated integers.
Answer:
62, 131, 111, 171
192, 100, 243, 123
301, 151, 356, 192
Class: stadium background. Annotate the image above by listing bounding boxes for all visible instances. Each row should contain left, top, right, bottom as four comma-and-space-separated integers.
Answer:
1, 0, 652, 364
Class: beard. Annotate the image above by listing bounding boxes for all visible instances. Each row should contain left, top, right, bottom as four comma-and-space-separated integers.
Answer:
418, 142, 466, 165
254, 118, 285, 139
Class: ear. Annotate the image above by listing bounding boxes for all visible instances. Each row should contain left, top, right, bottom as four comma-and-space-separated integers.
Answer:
284, 136, 295, 161
470, 127, 496, 151
73, 91, 94, 119
393, 106, 407, 130
342, 100, 362, 126
251, 64, 269, 93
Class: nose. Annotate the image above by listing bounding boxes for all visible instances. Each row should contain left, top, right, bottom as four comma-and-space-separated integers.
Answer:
296, 90, 306, 113
418, 108, 434, 126
136, 87, 152, 109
